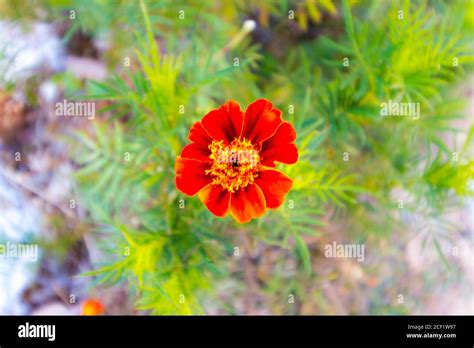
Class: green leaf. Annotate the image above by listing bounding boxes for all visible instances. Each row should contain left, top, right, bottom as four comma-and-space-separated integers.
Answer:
294, 235, 312, 276
433, 237, 451, 271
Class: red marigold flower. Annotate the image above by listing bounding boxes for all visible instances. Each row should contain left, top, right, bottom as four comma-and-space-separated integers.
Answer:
81, 298, 105, 315
175, 99, 298, 223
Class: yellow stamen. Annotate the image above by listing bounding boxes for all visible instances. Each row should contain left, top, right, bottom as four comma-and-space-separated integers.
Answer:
205, 138, 260, 193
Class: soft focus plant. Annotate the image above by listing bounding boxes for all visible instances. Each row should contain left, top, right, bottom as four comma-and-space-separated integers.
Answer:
60, 0, 474, 314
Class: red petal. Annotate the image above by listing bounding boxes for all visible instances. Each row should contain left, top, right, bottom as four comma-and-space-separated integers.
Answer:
260, 122, 298, 166
255, 170, 293, 209
201, 100, 244, 144
188, 121, 212, 146
180, 143, 211, 162
175, 156, 211, 195
198, 184, 231, 217
260, 143, 298, 167
265, 121, 296, 144
242, 99, 282, 144
229, 184, 266, 223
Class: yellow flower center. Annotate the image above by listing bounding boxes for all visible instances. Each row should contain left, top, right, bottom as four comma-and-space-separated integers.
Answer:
205, 138, 260, 193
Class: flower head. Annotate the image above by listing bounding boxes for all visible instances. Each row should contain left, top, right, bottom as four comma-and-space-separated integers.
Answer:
81, 298, 105, 315
175, 99, 298, 223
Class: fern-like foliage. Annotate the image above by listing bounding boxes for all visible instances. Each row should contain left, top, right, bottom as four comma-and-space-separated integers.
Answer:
64, 0, 474, 314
